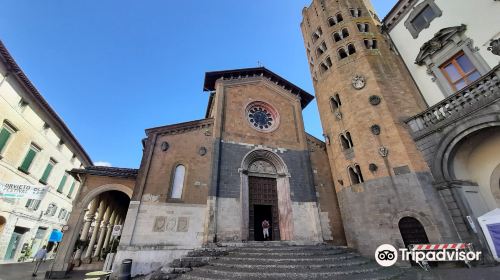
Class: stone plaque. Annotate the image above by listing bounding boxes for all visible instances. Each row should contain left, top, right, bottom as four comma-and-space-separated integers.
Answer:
394, 165, 411, 175
165, 216, 177, 232
153, 217, 166, 232
177, 217, 189, 232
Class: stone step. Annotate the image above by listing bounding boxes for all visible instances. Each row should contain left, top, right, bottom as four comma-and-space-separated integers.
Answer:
178, 265, 406, 280
229, 249, 349, 258
232, 245, 348, 252
213, 252, 359, 263
209, 257, 370, 269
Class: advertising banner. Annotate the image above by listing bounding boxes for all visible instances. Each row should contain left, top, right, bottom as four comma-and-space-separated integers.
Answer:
0, 182, 48, 199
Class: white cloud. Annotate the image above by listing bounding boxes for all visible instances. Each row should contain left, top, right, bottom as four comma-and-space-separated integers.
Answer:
94, 161, 112, 167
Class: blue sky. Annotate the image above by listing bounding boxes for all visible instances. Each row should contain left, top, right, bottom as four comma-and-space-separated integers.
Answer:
0, 0, 396, 168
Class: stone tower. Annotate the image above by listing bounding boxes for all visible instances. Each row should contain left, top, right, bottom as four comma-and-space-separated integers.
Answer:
300, 0, 458, 255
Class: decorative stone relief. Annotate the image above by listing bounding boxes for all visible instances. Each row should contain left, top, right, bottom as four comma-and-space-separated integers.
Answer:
369, 95, 381, 106
378, 146, 389, 157
161, 142, 169, 151
165, 216, 177, 232
334, 110, 342, 120
371, 125, 381, 135
142, 193, 160, 202
351, 75, 366, 90
153, 217, 166, 232
488, 39, 500, 56
198, 147, 207, 156
177, 217, 189, 232
249, 160, 277, 174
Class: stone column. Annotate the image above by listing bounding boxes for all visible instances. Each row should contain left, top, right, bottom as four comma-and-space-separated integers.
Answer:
102, 210, 117, 252
83, 197, 107, 262
73, 198, 100, 263
93, 205, 112, 260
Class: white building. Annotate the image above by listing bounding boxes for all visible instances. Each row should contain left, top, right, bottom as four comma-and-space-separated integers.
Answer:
0, 41, 92, 263
384, 0, 500, 248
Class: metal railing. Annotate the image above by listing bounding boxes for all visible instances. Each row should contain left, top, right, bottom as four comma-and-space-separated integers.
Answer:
405, 65, 500, 136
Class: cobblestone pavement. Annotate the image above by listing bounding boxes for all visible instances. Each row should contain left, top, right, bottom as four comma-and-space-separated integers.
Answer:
0, 261, 88, 280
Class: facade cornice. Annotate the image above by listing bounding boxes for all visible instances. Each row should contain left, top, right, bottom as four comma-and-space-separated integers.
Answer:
0, 40, 93, 166
382, 0, 418, 32
145, 118, 214, 136
70, 166, 138, 179
306, 133, 326, 150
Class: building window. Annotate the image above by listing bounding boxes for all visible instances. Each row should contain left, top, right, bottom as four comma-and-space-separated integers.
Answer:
440, 51, 481, 91
404, 0, 442, 38
58, 208, 68, 220
39, 158, 56, 185
347, 44, 356, 55
328, 13, 344, 27
357, 23, 369, 33
57, 173, 68, 193
170, 165, 186, 199
340, 132, 354, 150
350, 8, 362, 18
312, 27, 323, 43
45, 203, 57, 216
25, 199, 41, 211
333, 28, 350, 43
316, 41, 327, 57
319, 57, 333, 73
364, 39, 378, 49
67, 181, 76, 198
19, 144, 41, 174
330, 94, 341, 111
348, 165, 364, 185
0, 121, 16, 155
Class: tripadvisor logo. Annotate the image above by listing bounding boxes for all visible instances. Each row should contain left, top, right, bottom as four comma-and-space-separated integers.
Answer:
374, 243, 482, 267
375, 244, 398, 267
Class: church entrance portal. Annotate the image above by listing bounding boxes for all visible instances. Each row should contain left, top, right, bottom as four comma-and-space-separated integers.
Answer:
249, 176, 280, 241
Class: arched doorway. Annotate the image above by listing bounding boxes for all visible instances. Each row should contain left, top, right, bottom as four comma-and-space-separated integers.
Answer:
398, 217, 430, 248
240, 149, 294, 241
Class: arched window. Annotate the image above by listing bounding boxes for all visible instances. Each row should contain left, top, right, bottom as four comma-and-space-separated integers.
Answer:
348, 44, 356, 55
364, 39, 378, 49
340, 132, 354, 149
348, 164, 364, 185
350, 8, 362, 18
333, 32, 342, 42
171, 165, 186, 199
336, 13, 343, 23
357, 23, 369, 32
328, 17, 336, 27
341, 28, 349, 39
338, 48, 348, 59
330, 94, 341, 111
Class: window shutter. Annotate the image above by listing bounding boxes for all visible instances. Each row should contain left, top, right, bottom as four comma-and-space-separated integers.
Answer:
20, 149, 37, 172
0, 128, 12, 152
67, 182, 75, 198
57, 174, 68, 193
40, 163, 54, 184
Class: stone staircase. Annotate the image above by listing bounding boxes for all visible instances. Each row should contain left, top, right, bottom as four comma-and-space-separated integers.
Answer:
142, 242, 430, 280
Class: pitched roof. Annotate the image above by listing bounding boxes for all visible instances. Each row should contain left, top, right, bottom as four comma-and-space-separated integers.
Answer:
0, 40, 92, 166
71, 166, 138, 179
203, 67, 314, 109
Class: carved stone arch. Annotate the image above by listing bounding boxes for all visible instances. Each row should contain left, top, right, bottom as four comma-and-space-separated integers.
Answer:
431, 114, 500, 182
391, 210, 441, 246
79, 183, 133, 209
240, 148, 293, 241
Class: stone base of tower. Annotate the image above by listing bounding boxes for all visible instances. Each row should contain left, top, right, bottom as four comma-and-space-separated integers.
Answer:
337, 172, 459, 257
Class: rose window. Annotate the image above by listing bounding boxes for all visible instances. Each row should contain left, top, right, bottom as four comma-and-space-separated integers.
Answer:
245, 101, 279, 132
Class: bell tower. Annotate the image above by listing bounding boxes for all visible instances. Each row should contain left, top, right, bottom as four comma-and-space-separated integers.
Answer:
300, 0, 458, 255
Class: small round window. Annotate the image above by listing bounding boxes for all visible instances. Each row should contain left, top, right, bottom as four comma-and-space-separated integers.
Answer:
245, 101, 279, 132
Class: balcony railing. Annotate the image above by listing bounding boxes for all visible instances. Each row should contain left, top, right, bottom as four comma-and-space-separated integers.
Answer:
405, 64, 500, 138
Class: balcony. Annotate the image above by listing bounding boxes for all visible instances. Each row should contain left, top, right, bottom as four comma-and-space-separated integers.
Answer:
405, 64, 500, 139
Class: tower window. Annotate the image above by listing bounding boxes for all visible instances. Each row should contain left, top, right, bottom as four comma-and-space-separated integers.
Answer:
350, 8, 362, 18
316, 41, 327, 57
340, 132, 354, 149
364, 39, 378, 49
357, 23, 369, 33
338, 48, 348, 59
171, 164, 186, 199
319, 57, 332, 73
330, 94, 341, 111
348, 164, 364, 185
333, 33, 342, 42
328, 17, 336, 27
348, 44, 356, 55
312, 27, 323, 43
341, 28, 350, 39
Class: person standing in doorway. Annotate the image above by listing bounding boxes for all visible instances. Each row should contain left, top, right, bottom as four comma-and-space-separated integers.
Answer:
32, 245, 47, 277
262, 219, 270, 240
